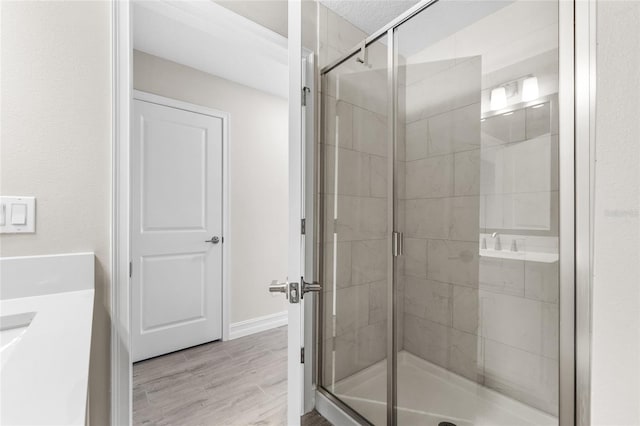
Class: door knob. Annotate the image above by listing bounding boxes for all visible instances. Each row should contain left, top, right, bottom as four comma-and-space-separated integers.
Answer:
205, 236, 220, 244
301, 279, 321, 298
269, 279, 321, 303
268, 280, 299, 303
269, 280, 287, 294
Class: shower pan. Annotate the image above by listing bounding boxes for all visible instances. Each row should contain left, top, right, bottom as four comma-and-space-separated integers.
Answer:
317, 0, 574, 424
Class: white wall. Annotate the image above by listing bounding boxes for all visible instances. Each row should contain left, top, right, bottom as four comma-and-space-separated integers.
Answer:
591, 2, 640, 425
133, 50, 288, 324
0, 1, 112, 424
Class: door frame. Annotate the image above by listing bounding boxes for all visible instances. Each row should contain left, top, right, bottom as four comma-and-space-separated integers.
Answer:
110, 0, 231, 417
131, 89, 231, 349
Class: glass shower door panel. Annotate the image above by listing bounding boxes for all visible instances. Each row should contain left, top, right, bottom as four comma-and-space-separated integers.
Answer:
394, 1, 560, 425
320, 35, 390, 424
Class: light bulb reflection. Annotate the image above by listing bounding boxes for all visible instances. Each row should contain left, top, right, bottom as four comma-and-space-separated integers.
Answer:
522, 76, 539, 102
490, 87, 507, 110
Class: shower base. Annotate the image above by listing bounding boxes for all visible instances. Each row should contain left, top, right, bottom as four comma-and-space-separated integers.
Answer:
330, 351, 557, 426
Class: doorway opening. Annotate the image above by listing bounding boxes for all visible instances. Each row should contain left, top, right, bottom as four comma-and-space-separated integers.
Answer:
128, 1, 292, 424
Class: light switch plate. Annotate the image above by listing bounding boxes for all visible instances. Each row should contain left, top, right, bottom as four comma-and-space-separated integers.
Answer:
0, 196, 36, 233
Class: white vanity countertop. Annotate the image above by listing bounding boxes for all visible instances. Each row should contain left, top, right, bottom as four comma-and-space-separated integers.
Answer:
0, 253, 95, 426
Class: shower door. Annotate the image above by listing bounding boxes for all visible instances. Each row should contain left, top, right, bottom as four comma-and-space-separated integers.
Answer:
318, 0, 568, 424
319, 33, 391, 425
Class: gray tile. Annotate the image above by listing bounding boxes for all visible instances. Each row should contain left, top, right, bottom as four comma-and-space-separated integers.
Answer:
351, 239, 387, 284
452, 285, 479, 334
481, 108, 526, 146
405, 155, 454, 199
403, 313, 449, 369
368, 280, 387, 325
132, 326, 291, 426
370, 154, 387, 198
479, 291, 545, 355
402, 237, 428, 279
405, 119, 429, 161
524, 260, 559, 303
404, 277, 452, 326
323, 241, 352, 289
428, 103, 481, 155
525, 101, 551, 140
325, 195, 387, 242
404, 198, 450, 239
449, 328, 482, 382
450, 196, 480, 242
454, 149, 481, 196
427, 239, 479, 287
353, 106, 387, 157
324, 97, 353, 149
479, 257, 525, 296
325, 285, 370, 336
323, 145, 371, 197
356, 321, 387, 367
483, 339, 558, 416
133, 350, 188, 386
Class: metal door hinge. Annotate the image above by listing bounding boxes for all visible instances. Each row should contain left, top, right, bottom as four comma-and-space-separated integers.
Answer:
129, 261, 132, 278
302, 86, 311, 106
301, 218, 306, 235
300, 347, 305, 363
392, 232, 404, 257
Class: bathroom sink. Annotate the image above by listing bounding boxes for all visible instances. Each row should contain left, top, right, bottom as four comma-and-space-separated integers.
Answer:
479, 248, 558, 263
0, 312, 36, 371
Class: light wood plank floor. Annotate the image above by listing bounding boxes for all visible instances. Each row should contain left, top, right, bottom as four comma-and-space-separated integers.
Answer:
133, 326, 331, 426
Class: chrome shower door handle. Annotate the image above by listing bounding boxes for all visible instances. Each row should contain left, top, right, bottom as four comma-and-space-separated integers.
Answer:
205, 236, 220, 244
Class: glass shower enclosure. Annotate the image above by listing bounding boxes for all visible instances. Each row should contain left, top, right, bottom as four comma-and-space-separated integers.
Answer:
317, 0, 571, 424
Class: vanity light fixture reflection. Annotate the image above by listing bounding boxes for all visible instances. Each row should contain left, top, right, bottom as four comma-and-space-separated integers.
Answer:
522, 76, 539, 101
490, 86, 507, 110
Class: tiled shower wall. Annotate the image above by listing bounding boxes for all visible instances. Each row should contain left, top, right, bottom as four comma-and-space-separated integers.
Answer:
318, 5, 391, 385
399, 55, 560, 415
317, 3, 559, 416
399, 55, 484, 386
475, 95, 560, 415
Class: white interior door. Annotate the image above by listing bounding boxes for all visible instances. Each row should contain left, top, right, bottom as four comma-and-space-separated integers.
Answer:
131, 96, 223, 362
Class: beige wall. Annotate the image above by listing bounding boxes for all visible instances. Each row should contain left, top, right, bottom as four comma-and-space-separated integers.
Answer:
592, 2, 640, 424
133, 50, 289, 324
0, 1, 112, 424
215, 0, 287, 38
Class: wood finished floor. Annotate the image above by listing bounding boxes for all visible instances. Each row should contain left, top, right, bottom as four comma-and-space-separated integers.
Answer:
133, 326, 332, 426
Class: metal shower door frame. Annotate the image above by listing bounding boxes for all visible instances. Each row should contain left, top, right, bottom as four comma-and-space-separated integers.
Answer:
315, 0, 589, 424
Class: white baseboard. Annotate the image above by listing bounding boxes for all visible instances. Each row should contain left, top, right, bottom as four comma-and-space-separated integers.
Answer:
228, 310, 288, 340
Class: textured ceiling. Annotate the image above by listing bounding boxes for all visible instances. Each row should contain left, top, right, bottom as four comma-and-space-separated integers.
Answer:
319, 0, 420, 35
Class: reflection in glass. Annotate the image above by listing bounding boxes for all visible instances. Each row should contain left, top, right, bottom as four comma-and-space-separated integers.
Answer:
320, 34, 389, 424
